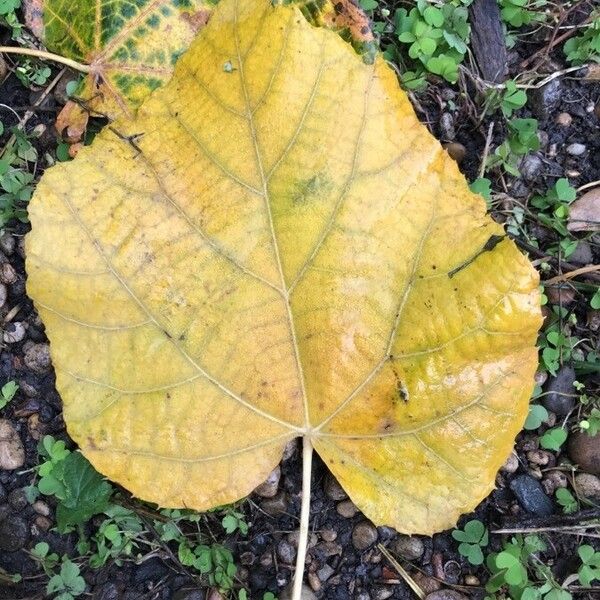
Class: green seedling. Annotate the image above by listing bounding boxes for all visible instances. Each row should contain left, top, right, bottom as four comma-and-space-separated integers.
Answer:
0, 380, 18, 409
555, 488, 578, 514
540, 427, 567, 451
452, 519, 488, 565
46, 559, 86, 600
578, 545, 600, 586
524, 404, 549, 430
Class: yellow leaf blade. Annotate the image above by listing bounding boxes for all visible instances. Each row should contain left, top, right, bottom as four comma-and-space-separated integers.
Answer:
26, 0, 541, 533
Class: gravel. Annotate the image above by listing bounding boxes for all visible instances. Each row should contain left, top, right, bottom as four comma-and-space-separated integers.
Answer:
351, 521, 378, 550
509, 474, 554, 516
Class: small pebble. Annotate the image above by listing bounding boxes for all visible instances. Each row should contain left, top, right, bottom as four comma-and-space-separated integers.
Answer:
260, 492, 287, 516
425, 591, 468, 600
391, 534, 424, 560
352, 521, 378, 550
501, 452, 519, 474
372, 587, 393, 600
568, 242, 594, 265
32, 500, 50, 516
439, 112, 455, 140
280, 583, 316, 600
413, 573, 441, 594
575, 473, 600, 499
509, 474, 554, 516
0, 420, 25, 470
444, 142, 466, 163
320, 528, 337, 542
324, 473, 347, 501
23, 343, 52, 374
3, 321, 26, 344
519, 154, 543, 182
8, 488, 28, 511
527, 450, 553, 467
566, 143, 586, 156
0, 262, 17, 285
587, 310, 600, 332
569, 432, 600, 475
0, 234, 15, 256
33, 515, 53, 532
555, 112, 572, 127
317, 564, 334, 582
541, 471, 568, 495
0, 284, 6, 309
254, 466, 280, 498
464, 575, 480, 586
542, 366, 577, 416
307, 572, 321, 592
336, 499, 359, 518
277, 539, 296, 564
0, 514, 29, 551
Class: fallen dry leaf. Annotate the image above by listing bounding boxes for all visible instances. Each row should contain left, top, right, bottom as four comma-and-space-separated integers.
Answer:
568, 187, 600, 232
26, 0, 541, 537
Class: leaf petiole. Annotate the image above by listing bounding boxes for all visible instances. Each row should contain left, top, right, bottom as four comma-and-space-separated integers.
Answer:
0, 47, 91, 73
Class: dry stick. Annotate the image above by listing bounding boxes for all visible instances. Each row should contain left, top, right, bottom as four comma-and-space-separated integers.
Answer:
291, 436, 313, 600
544, 264, 600, 285
0, 46, 91, 73
578, 180, 600, 192
478, 120, 494, 179
378, 544, 426, 600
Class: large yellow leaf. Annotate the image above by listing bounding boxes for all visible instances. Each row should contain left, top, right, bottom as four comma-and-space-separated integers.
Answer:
26, 0, 541, 535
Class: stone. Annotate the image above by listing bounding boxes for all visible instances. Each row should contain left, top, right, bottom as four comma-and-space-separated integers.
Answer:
530, 79, 561, 118
541, 471, 568, 495
519, 154, 543, 182
23, 343, 52, 374
0, 420, 25, 470
575, 473, 600, 499
336, 500, 358, 518
92, 582, 120, 600
308, 572, 321, 592
0, 262, 17, 285
0, 234, 15, 256
0, 514, 29, 551
277, 539, 296, 564
501, 452, 519, 474
254, 466, 280, 498
8, 488, 28, 511
555, 112, 572, 127
317, 564, 334, 582
542, 366, 577, 416
444, 142, 466, 163
566, 143, 586, 156
568, 188, 600, 233
439, 112, 455, 140
3, 321, 26, 344
324, 473, 347, 501
260, 492, 288, 516
33, 515, 53, 531
372, 587, 394, 600
321, 529, 337, 542
509, 474, 554, 516
390, 534, 424, 560
32, 500, 51, 516
352, 521, 378, 550
425, 591, 468, 600
568, 431, 600, 475
568, 242, 593, 265
413, 573, 441, 594
0, 283, 6, 309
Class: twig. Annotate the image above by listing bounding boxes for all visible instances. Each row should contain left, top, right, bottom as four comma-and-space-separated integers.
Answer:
378, 544, 426, 600
577, 180, 599, 192
544, 264, 600, 285
0, 46, 90, 73
479, 121, 494, 179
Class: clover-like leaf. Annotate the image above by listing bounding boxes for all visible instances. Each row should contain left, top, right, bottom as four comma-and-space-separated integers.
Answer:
26, 0, 541, 539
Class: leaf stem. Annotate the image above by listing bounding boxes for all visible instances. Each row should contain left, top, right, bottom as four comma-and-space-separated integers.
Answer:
0, 47, 91, 73
291, 436, 313, 600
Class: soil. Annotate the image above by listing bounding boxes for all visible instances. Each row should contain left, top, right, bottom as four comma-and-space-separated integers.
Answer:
0, 4, 599, 600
